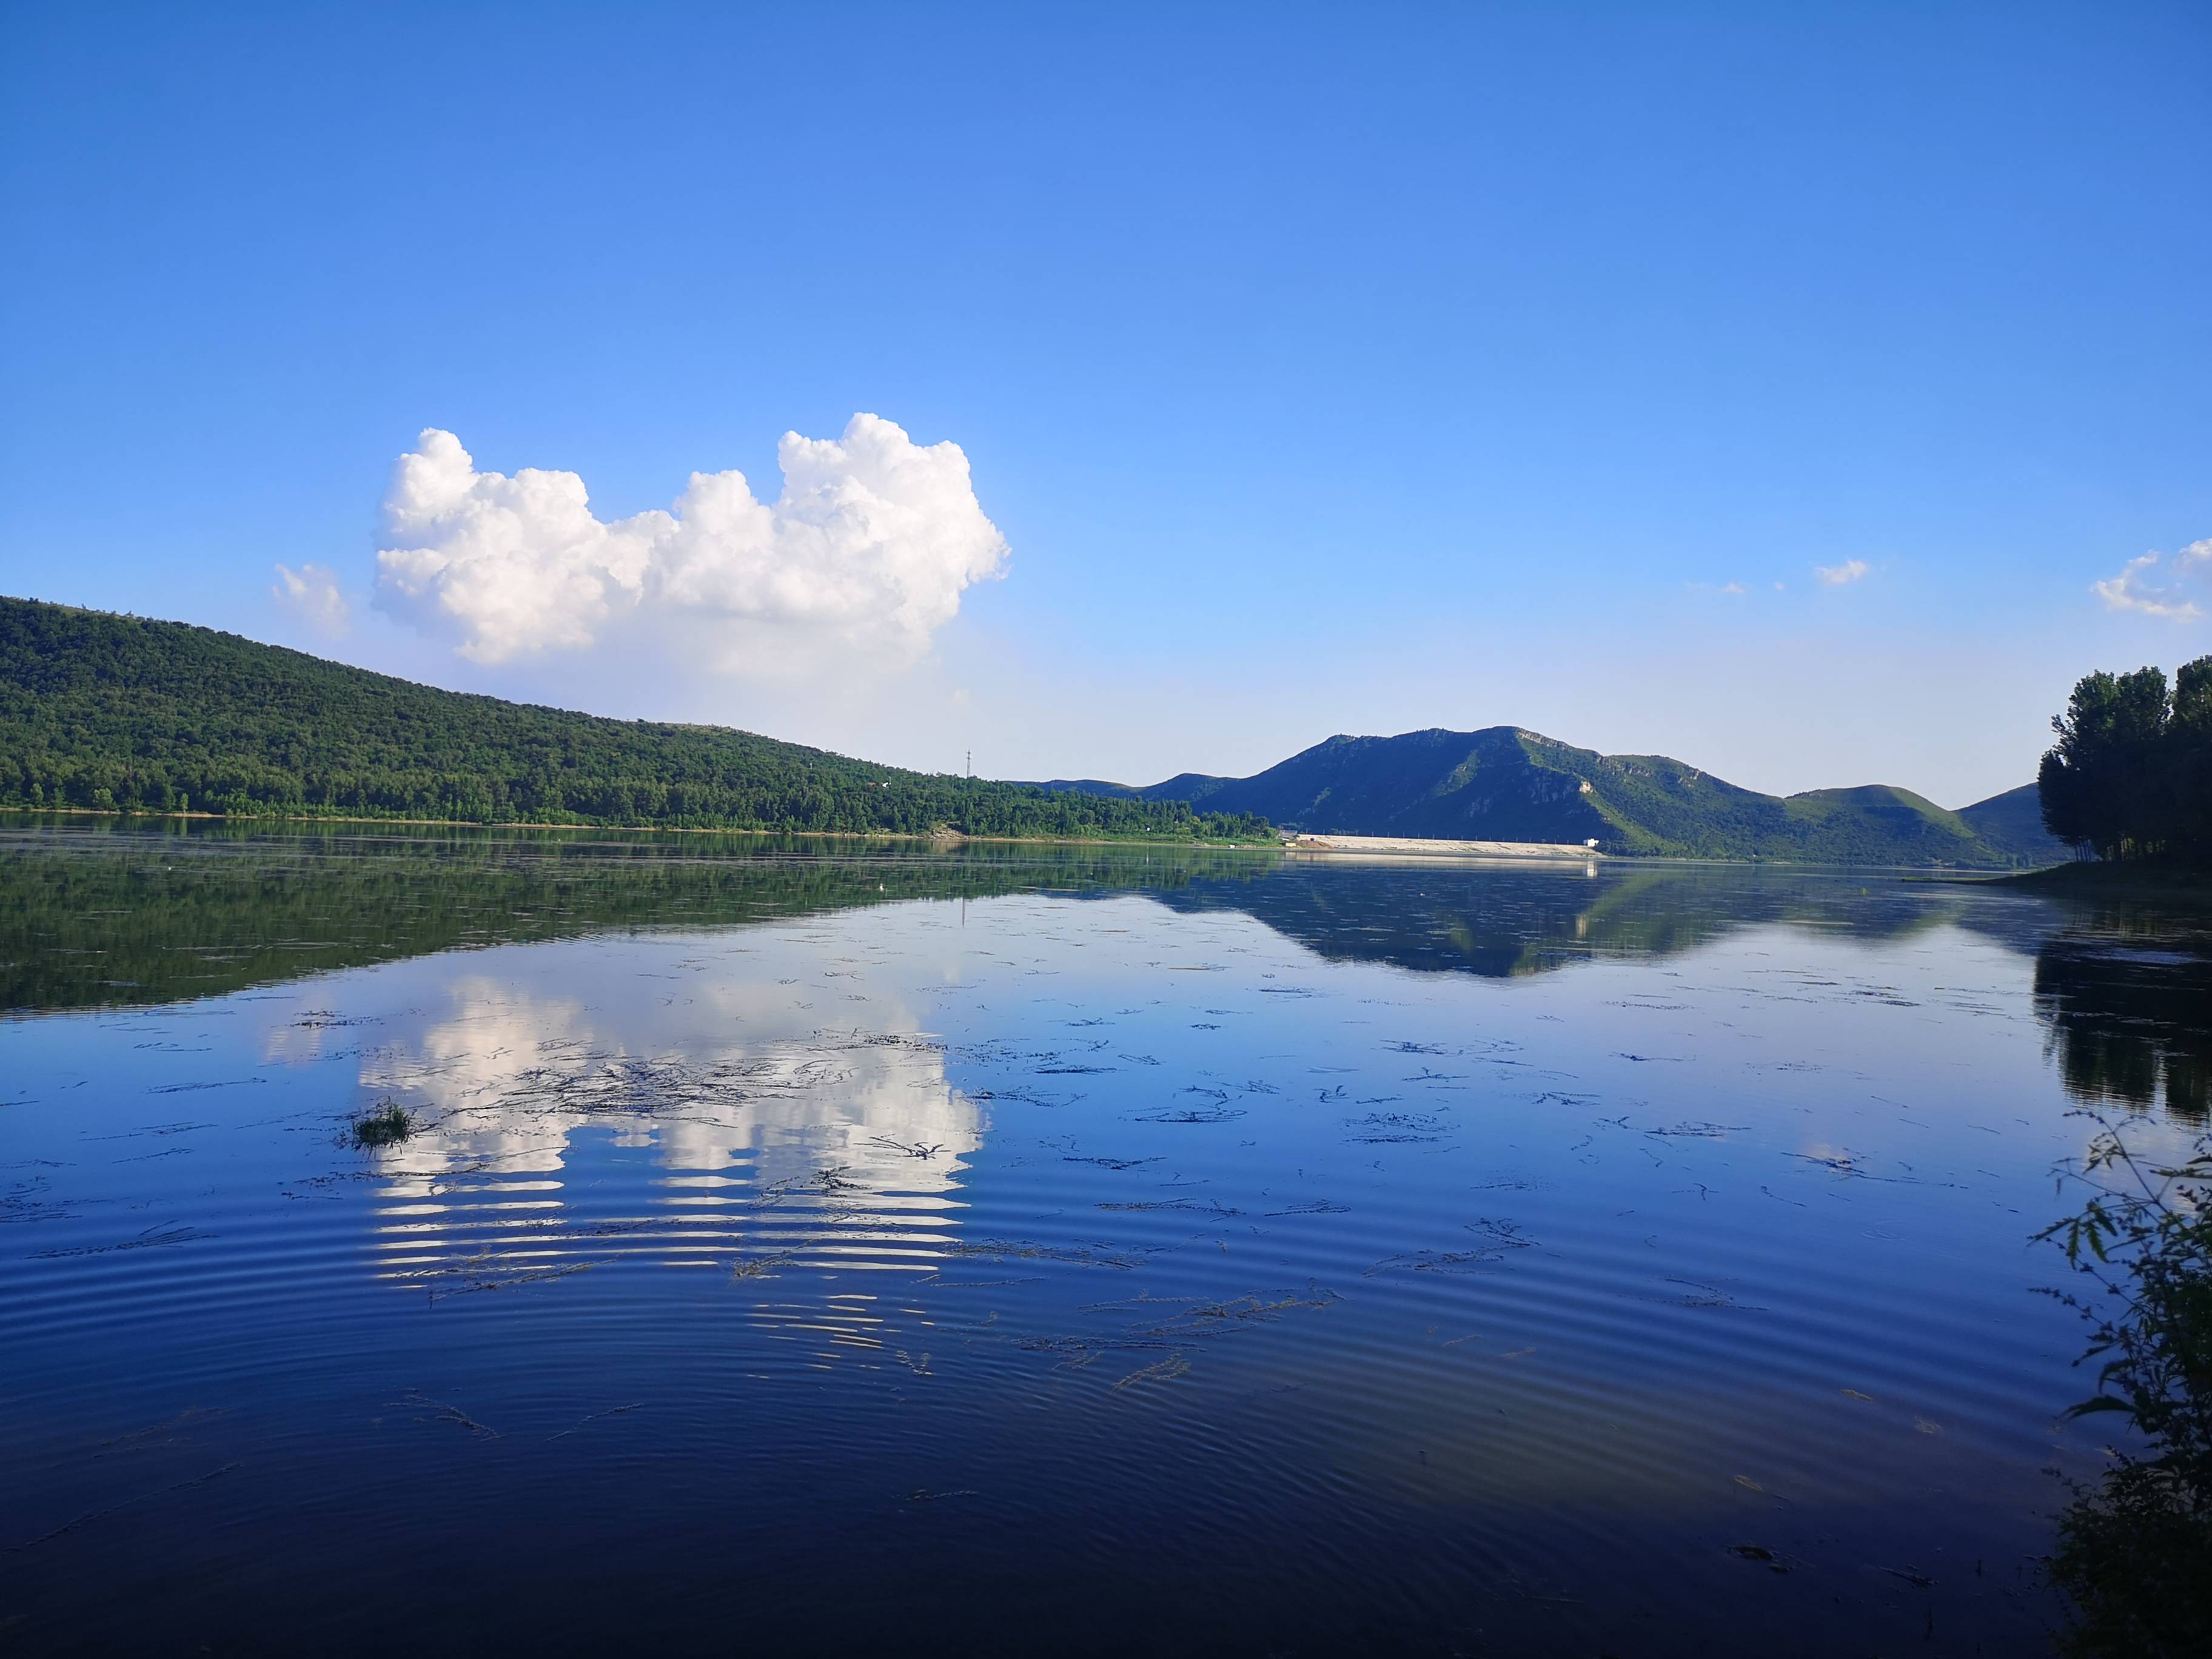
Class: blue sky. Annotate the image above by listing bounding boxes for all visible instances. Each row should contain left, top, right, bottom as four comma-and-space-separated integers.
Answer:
2, 2, 2207, 805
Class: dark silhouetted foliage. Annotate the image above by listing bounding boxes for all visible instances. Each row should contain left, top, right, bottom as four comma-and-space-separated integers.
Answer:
2039, 1119, 2212, 1657
2040, 658, 2212, 863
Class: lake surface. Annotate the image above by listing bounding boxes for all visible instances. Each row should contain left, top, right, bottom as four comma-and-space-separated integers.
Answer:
2, 820, 2207, 1656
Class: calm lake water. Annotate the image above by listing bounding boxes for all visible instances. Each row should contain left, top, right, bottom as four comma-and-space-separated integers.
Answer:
2, 820, 2207, 1656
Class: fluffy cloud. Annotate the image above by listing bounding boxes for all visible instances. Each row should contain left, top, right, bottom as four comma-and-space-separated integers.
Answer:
372, 415, 1008, 672
2094, 539, 2210, 622
271, 562, 351, 635
1812, 558, 1869, 587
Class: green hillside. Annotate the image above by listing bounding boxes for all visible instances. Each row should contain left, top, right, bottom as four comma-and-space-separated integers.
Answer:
1955, 782, 2062, 862
0, 597, 1272, 841
1046, 726, 2059, 866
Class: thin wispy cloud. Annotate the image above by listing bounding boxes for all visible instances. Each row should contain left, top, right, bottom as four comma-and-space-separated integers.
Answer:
1812, 558, 1870, 587
2094, 538, 2210, 622
271, 562, 351, 636
372, 415, 1008, 675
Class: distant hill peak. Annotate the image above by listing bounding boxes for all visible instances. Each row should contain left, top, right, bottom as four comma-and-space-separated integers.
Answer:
1034, 724, 2059, 868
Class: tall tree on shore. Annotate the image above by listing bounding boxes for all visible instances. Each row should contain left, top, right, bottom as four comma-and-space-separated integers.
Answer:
2041, 659, 2212, 863
2173, 659, 2212, 857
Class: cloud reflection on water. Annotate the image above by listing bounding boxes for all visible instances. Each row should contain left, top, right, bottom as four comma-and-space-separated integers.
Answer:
352, 973, 984, 1291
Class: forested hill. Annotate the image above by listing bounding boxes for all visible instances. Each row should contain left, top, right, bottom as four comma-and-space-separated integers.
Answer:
1034, 726, 2061, 866
0, 598, 1273, 840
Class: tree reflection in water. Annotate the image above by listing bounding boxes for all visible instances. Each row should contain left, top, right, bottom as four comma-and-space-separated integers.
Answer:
2039, 1116, 2212, 1657
2034, 928, 2212, 1125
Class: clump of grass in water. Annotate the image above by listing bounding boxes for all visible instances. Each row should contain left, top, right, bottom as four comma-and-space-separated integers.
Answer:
349, 1100, 412, 1149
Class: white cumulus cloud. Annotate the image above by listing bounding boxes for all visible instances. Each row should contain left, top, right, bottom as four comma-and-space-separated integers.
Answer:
2094, 538, 2210, 622
372, 415, 1008, 672
271, 562, 351, 635
1812, 558, 1870, 587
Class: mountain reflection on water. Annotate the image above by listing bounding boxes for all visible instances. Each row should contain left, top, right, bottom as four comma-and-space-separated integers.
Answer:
7, 818, 2212, 1656
1, 816, 1990, 1012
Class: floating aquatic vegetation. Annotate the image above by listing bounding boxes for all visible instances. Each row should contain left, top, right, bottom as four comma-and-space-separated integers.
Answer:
1367, 1219, 1534, 1275
1727, 1543, 1791, 1574
943, 1238, 1149, 1270
348, 1099, 412, 1148
1659, 1279, 1766, 1311
546, 1401, 644, 1441
30, 1221, 210, 1258
1062, 1155, 1162, 1171
1113, 1353, 1191, 1391
731, 1253, 796, 1279
389, 1389, 498, 1439
4, 1462, 240, 1554
1346, 1110, 1450, 1144
1133, 1104, 1246, 1124
408, 1252, 600, 1302
0, 1173, 70, 1226
755, 1165, 865, 1204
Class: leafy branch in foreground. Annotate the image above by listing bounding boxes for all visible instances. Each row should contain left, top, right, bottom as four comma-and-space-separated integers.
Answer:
2036, 1111, 2212, 1657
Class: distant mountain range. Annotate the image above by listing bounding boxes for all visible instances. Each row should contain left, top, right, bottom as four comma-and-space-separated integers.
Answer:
0, 597, 2060, 865
1024, 726, 2060, 866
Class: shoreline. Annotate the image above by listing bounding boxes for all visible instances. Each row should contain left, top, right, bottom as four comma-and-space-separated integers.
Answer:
1927, 860, 2212, 907
0, 805, 1285, 852
0, 808, 2086, 873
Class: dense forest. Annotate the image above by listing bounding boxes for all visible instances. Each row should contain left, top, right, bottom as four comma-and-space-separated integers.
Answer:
0, 598, 1273, 841
2040, 657, 2212, 863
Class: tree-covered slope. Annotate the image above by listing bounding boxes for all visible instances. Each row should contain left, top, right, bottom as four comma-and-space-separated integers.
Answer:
1051, 726, 2048, 866
0, 597, 1271, 840
1957, 782, 2066, 862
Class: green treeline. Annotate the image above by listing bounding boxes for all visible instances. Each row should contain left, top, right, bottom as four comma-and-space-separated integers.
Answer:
2040, 657, 2212, 863
0, 598, 1272, 842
